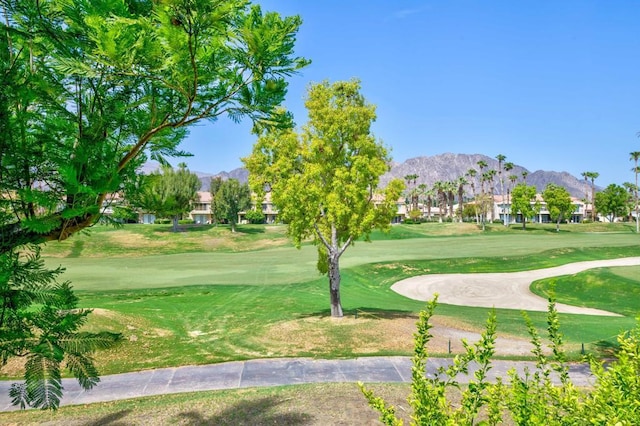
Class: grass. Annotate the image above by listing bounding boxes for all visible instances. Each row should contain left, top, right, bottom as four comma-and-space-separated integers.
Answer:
0, 383, 414, 425
531, 265, 640, 317
4, 243, 633, 377
2, 222, 640, 419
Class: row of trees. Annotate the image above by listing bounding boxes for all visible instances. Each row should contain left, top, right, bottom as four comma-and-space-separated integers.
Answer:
126, 164, 253, 233
400, 150, 640, 231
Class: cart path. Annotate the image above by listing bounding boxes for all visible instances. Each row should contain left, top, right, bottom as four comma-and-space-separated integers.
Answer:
391, 257, 640, 316
0, 357, 596, 412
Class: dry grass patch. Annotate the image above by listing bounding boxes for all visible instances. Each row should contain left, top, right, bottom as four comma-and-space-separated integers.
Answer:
258, 314, 538, 357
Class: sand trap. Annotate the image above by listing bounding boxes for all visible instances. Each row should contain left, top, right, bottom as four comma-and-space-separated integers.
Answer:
392, 257, 640, 317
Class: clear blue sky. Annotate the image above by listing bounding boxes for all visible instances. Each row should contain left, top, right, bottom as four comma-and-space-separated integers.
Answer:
172, 0, 640, 186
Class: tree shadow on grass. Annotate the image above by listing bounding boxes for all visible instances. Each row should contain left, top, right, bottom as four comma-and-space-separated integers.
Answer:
85, 409, 132, 426
175, 396, 310, 425
298, 308, 417, 320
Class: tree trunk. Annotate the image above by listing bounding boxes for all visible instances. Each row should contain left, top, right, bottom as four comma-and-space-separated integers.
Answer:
172, 215, 179, 232
522, 218, 526, 230
556, 218, 560, 232
328, 252, 343, 317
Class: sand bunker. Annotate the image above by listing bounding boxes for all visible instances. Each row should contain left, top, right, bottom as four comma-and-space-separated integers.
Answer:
392, 257, 640, 316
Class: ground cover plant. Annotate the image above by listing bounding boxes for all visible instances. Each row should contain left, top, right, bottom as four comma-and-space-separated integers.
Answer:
361, 296, 640, 425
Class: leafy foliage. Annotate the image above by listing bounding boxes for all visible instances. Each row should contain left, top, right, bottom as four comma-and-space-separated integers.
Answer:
0, 246, 121, 410
542, 183, 574, 231
214, 179, 251, 232
244, 80, 404, 317
129, 163, 200, 232
362, 294, 640, 425
0, 0, 308, 253
511, 183, 540, 229
595, 183, 629, 223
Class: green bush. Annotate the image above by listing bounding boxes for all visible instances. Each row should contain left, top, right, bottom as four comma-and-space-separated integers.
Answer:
361, 294, 640, 425
178, 219, 194, 225
154, 218, 171, 224
245, 209, 266, 224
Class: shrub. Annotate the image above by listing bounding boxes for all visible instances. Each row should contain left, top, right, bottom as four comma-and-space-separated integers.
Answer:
178, 219, 194, 225
245, 209, 266, 224
154, 218, 171, 224
361, 293, 640, 425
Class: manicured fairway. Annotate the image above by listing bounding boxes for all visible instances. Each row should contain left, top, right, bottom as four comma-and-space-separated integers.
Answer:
45, 231, 640, 290
7, 223, 634, 378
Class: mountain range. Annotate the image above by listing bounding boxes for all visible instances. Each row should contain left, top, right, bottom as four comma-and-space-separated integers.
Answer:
151, 153, 591, 199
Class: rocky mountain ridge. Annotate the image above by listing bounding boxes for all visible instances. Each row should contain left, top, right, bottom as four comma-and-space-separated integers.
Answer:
171, 153, 590, 198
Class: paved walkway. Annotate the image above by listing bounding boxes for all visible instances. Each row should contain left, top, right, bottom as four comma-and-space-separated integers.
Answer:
0, 357, 596, 411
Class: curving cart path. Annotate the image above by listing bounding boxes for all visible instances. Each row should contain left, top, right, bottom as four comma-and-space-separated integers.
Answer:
392, 257, 640, 316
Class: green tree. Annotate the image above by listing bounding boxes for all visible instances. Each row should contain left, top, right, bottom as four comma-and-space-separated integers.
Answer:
214, 179, 251, 232
511, 183, 539, 230
0, 0, 308, 253
244, 80, 404, 317
0, 247, 121, 410
630, 151, 640, 233
245, 209, 266, 224
137, 164, 200, 232
542, 183, 574, 232
0, 0, 307, 409
209, 177, 224, 226
595, 183, 628, 223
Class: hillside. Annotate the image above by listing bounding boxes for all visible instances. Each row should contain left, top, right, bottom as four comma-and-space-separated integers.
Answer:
174, 153, 589, 198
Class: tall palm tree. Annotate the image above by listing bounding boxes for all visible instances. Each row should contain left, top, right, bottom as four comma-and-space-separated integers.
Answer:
433, 181, 447, 223
584, 171, 599, 221
521, 170, 528, 183
496, 154, 507, 225
418, 183, 428, 218
508, 174, 518, 225
457, 176, 468, 222
466, 168, 479, 224
446, 180, 456, 219
404, 174, 420, 212
503, 162, 514, 224
485, 169, 497, 221
630, 151, 640, 233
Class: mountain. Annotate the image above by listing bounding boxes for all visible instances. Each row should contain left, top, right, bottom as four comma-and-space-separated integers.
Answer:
379, 153, 590, 198
196, 168, 249, 192
146, 153, 590, 197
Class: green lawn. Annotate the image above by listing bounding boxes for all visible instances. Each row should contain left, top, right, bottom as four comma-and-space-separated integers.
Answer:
4, 223, 638, 378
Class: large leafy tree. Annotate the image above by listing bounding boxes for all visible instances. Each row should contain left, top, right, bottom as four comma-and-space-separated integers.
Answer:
131, 163, 201, 231
511, 183, 539, 230
244, 80, 404, 317
630, 151, 640, 233
1, 0, 307, 409
542, 183, 574, 232
595, 183, 629, 223
0, 0, 308, 253
214, 178, 251, 232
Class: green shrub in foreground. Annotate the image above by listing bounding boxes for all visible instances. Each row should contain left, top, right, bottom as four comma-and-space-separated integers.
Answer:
361, 294, 640, 425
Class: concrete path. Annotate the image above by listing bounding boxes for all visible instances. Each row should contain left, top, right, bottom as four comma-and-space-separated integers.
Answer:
392, 257, 640, 316
0, 357, 596, 412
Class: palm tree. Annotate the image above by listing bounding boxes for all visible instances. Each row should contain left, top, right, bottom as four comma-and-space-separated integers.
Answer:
507, 174, 518, 225
433, 181, 447, 223
485, 169, 497, 221
496, 154, 507, 225
404, 174, 420, 212
446, 180, 456, 219
457, 176, 468, 222
418, 183, 428, 218
466, 168, 479, 224
584, 171, 599, 221
503, 162, 514, 224
521, 170, 528, 183
630, 151, 640, 233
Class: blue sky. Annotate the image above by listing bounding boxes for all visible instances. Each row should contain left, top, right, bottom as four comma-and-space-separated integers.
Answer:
172, 1, 640, 186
